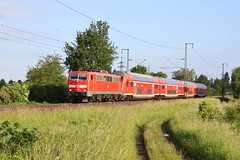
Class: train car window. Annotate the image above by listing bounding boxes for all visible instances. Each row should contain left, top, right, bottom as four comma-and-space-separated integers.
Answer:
162, 85, 165, 90
109, 76, 112, 82
126, 81, 129, 87
147, 89, 152, 94
155, 85, 158, 89
113, 77, 118, 82
131, 82, 133, 87
137, 88, 142, 94
97, 75, 103, 81
91, 75, 94, 80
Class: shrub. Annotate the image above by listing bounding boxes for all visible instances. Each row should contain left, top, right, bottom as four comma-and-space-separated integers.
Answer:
29, 85, 67, 103
0, 121, 40, 156
0, 90, 11, 104
198, 101, 216, 120
1, 83, 29, 103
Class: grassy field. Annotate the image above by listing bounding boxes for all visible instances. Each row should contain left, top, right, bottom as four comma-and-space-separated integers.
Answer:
165, 99, 240, 160
0, 99, 198, 160
0, 98, 240, 160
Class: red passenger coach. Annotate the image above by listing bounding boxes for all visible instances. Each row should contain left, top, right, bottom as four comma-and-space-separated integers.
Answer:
68, 71, 122, 102
115, 71, 158, 100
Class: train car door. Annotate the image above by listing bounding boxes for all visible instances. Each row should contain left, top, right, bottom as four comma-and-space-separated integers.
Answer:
89, 73, 95, 93
134, 82, 137, 95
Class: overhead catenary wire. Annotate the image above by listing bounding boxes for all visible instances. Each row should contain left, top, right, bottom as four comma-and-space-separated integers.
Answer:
0, 31, 63, 49
192, 48, 219, 68
54, 0, 184, 50
0, 37, 63, 53
0, 7, 75, 37
1, 24, 65, 43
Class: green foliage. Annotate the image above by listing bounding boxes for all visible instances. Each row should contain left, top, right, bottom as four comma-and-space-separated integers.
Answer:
0, 121, 39, 157
222, 103, 240, 129
195, 74, 209, 86
0, 83, 29, 103
0, 90, 11, 104
27, 54, 66, 86
231, 67, 240, 98
198, 101, 216, 120
172, 68, 196, 81
64, 21, 117, 72
0, 79, 6, 88
27, 54, 67, 103
29, 85, 67, 103
130, 65, 147, 74
149, 72, 168, 78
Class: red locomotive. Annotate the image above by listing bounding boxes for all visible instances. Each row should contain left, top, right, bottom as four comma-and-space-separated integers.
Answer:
67, 70, 207, 102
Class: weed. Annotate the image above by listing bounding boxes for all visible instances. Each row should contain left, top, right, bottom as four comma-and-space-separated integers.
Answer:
198, 101, 216, 120
0, 121, 40, 157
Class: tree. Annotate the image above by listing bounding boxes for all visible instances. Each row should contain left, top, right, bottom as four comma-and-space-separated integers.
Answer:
149, 72, 168, 78
213, 78, 222, 96
64, 21, 117, 72
26, 54, 67, 103
27, 54, 66, 86
0, 79, 6, 88
223, 72, 230, 95
130, 65, 147, 74
195, 74, 209, 86
172, 68, 196, 81
231, 67, 240, 98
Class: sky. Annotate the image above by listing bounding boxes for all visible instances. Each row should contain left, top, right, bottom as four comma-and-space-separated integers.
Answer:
0, 0, 240, 82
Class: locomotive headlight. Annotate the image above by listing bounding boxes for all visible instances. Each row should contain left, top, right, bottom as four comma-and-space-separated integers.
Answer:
77, 85, 87, 88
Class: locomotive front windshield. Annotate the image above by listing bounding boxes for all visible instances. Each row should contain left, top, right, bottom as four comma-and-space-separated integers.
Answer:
70, 73, 87, 80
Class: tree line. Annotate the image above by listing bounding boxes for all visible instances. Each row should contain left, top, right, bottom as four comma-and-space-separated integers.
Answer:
1, 21, 240, 104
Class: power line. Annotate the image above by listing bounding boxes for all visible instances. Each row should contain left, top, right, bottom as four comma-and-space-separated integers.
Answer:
54, 0, 184, 50
192, 48, 219, 68
1, 23, 65, 43
0, 31, 63, 49
0, 7, 75, 38
0, 37, 63, 52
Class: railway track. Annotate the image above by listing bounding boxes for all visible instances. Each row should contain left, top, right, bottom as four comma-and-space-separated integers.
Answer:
0, 100, 154, 111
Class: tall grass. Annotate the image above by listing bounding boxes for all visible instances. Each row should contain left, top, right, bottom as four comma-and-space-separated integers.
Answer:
144, 118, 183, 160
167, 107, 240, 160
0, 100, 196, 160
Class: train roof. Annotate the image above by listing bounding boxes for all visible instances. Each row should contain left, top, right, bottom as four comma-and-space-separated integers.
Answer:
155, 77, 178, 85
114, 71, 155, 82
195, 83, 207, 88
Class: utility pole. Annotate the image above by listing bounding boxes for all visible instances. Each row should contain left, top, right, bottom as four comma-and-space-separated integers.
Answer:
222, 63, 228, 98
118, 57, 125, 71
121, 49, 130, 72
184, 43, 194, 99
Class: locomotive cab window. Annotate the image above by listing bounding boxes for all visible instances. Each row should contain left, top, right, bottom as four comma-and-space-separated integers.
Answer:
70, 73, 87, 80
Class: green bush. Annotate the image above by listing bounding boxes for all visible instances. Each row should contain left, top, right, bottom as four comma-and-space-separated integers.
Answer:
1, 83, 29, 103
198, 101, 216, 120
29, 85, 67, 103
223, 103, 240, 129
0, 121, 40, 157
0, 90, 11, 104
